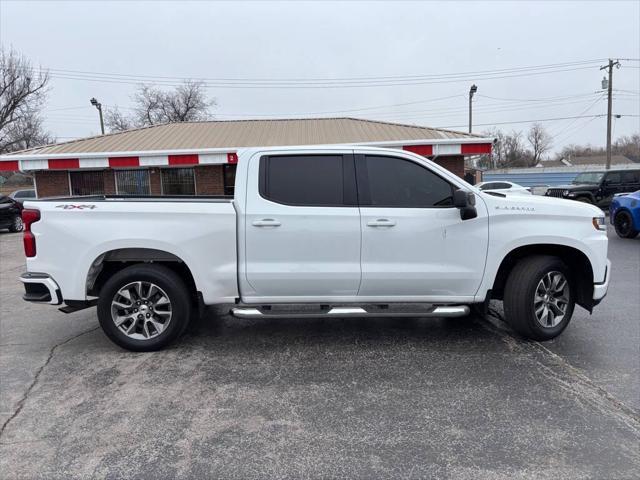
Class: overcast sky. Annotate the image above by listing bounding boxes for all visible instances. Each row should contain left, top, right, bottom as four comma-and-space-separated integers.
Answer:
1, 0, 639, 155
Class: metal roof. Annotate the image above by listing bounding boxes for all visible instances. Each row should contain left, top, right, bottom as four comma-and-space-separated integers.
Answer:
5, 117, 487, 156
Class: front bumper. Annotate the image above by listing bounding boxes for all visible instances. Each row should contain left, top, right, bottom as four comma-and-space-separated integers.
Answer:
593, 260, 611, 302
19, 272, 62, 305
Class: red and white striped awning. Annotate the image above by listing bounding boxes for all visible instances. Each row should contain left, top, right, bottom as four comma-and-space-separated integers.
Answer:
0, 151, 238, 172
0, 140, 492, 172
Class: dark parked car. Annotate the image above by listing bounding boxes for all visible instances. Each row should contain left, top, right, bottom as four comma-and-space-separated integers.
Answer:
0, 195, 24, 232
545, 169, 640, 208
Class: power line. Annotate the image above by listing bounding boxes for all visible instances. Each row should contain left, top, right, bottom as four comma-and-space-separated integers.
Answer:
476, 92, 599, 103
42, 65, 601, 89
32, 60, 609, 89
548, 94, 606, 140
209, 93, 605, 120
436, 114, 609, 129
33, 58, 607, 84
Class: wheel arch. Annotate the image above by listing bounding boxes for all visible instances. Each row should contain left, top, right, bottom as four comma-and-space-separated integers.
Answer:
613, 206, 635, 222
573, 191, 596, 202
491, 244, 595, 312
86, 248, 198, 300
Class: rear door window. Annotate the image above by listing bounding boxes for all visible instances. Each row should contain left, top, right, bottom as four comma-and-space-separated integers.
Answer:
259, 154, 355, 206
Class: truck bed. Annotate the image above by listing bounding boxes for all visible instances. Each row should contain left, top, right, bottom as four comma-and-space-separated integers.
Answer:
23, 195, 239, 304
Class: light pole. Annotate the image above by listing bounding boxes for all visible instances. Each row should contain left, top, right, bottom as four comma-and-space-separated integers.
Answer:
468, 84, 478, 134
90, 97, 105, 135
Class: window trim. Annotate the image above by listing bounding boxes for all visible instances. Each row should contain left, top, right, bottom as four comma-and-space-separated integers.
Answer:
355, 154, 457, 209
114, 168, 151, 196
68, 170, 106, 196
258, 154, 357, 207
160, 167, 196, 196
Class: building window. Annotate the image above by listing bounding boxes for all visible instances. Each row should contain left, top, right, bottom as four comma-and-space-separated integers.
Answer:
223, 164, 236, 196
115, 169, 151, 195
69, 171, 105, 196
161, 168, 195, 195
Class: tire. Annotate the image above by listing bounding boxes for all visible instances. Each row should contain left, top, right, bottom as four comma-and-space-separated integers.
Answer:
503, 255, 575, 341
8, 215, 23, 233
97, 264, 192, 351
613, 210, 639, 239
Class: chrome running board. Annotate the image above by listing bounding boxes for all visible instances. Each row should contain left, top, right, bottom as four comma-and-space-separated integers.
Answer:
231, 304, 470, 319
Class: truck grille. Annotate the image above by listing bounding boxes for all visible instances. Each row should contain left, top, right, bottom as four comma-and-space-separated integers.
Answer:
546, 188, 564, 198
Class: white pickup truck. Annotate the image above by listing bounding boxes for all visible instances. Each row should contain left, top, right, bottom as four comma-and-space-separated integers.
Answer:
19, 146, 610, 351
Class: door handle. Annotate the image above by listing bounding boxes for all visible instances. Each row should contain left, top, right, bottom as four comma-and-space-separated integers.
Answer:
252, 219, 281, 227
367, 219, 396, 227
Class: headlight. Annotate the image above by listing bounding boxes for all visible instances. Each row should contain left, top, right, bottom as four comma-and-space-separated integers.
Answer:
563, 190, 576, 197
592, 217, 606, 231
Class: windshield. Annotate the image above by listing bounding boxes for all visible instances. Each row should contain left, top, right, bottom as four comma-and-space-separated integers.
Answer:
572, 172, 604, 184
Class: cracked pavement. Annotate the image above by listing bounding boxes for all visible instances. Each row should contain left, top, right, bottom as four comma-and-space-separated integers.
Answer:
0, 230, 639, 479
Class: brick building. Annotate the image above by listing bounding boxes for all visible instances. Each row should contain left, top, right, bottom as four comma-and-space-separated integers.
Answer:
0, 118, 493, 197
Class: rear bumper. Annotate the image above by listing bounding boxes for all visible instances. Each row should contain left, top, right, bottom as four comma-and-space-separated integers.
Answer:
19, 273, 62, 305
593, 260, 611, 302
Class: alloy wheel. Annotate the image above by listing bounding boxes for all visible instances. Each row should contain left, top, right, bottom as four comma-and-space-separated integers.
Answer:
533, 271, 570, 328
615, 212, 632, 236
110, 281, 172, 340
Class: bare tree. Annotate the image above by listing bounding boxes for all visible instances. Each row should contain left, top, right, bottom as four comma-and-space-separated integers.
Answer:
0, 47, 51, 153
106, 81, 215, 132
502, 131, 528, 167
526, 123, 552, 165
104, 106, 134, 133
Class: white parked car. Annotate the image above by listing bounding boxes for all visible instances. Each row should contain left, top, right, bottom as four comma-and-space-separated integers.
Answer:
475, 181, 532, 195
18, 146, 609, 351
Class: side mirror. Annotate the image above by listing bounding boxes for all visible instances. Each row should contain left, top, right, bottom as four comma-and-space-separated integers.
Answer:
453, 189, 478, 220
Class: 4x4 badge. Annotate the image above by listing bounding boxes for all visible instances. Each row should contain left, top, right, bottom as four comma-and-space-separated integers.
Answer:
55, 204, 96, 210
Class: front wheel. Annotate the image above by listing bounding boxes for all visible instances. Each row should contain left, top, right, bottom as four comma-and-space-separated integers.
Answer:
614, 211, 639, 238
503, 255, 575, 341
97, 264, 192, 351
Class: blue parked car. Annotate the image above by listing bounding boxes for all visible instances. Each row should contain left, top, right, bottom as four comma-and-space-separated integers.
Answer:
610, 191, 640, 238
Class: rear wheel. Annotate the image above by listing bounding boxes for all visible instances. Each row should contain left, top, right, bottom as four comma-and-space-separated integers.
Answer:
8, 215, 23, 232
503, 255, 575, 341
614, 211, 639, 238
97, 264, 192, 351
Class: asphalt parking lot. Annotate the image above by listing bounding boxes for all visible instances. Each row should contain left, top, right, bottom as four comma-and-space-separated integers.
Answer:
1, 229, 638, 479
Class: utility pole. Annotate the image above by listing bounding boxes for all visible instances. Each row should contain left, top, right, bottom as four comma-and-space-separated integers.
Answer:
600, 59, 620, 170
90, 97, 105, 135
468, 84, 478, 134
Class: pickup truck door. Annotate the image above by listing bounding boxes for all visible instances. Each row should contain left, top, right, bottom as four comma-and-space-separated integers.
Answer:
356, 154, 489, 300
242, 152, 361, 300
